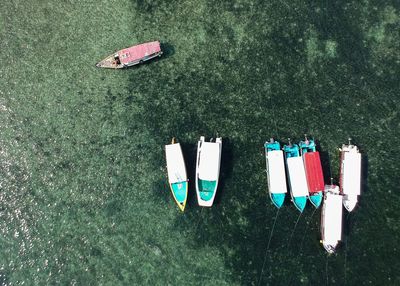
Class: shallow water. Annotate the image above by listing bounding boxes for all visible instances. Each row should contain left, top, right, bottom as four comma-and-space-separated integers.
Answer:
0, 0, 399, 285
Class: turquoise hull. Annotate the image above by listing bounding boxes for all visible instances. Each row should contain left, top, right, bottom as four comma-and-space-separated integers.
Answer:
171, 181, 188, 203
299, 139, 316, 154
309, 191, 323, 208
283, 144, 300, 158
293, 196, 307, 212
198, 179, 217, 201
265, 140, 281, 152
270, 193, 285, 208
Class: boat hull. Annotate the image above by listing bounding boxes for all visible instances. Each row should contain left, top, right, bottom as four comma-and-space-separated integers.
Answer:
264, 140, 287, 209
165, 142, 188, 211
195, 137, 222, 207
321, 185, 342, 253
96, 41, 162, 69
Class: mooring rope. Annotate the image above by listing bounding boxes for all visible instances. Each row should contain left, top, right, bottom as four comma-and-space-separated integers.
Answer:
257, 208, 280, 286
299, 207, 317, 252
287, 211, 302, 249
325, 253, 329, 286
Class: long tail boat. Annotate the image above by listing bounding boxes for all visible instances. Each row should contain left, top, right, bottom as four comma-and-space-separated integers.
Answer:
283, 139, 308, 212
299, 136, 324, 208
264, 138, 287, 208
96, 41, 162, 69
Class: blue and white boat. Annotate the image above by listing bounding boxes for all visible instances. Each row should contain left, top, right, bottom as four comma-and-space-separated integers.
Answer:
165, 138, 188, 211
195, 136, 222, 207
283, 139, 308, 212
264, 139, 287, 208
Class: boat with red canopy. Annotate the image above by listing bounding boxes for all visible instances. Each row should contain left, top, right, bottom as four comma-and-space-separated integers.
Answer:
96, 41, 162, 69
299, 137, 324, 208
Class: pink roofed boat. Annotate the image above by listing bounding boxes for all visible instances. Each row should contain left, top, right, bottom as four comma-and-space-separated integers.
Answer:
96, 41, 163, 69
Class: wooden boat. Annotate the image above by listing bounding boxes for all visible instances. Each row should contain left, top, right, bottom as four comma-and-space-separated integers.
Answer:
264, 138, 287, 208
283, 139, 308, 212
195, 136, 222, 207
321, 184, 343, 253
96, 41, 162, 69
299, 136, 324, 208
339, 138, 361, 212
165, 138, 188, 211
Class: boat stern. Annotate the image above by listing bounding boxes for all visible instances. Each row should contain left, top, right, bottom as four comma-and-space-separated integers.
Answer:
343, 195, 357, 212
293, 196, 307, 212
309, 191, 323, 208
271, 193, 285, 208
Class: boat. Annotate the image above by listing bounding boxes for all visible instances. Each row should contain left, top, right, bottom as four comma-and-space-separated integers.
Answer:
195, 136, 222, 207
339, 138, 361, 212
321, 184, 343, 253
299, 136, 324, 208
264, 138, 287, 208
283, 139, 309, 212
96, 41, 162, 69
165, 138, 188, 211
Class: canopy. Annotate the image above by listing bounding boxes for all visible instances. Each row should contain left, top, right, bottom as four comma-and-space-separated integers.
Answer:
287, 157, 308, 197
342, 152, 361, 195
198, 142, 221, 181
304, 152, 324, 194
323, 192, 343, 244
267, 150, 287, 194
165, 143, 187, 183
118, 41, 161, 64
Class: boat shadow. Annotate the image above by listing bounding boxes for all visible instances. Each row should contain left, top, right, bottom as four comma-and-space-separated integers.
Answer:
214, 137, 233, 205
315, 140, 334, 184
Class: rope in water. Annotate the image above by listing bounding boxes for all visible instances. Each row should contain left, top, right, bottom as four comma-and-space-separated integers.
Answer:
287, 211, 302, 249
257, 208, 280, 286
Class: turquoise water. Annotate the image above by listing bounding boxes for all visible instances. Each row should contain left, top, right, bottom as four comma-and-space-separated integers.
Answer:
0, 0, 399, 285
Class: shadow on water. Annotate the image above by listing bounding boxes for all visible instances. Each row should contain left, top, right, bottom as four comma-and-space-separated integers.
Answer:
214, 137, 233, 205
160, 42, 175, 59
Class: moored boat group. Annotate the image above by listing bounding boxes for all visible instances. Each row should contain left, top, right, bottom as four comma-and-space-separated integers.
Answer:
164, 136, 362, 254
265, 137, 362, 254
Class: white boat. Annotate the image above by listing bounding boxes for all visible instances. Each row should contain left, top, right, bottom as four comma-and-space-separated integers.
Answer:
264, 139, 287, 208
283, 141, 309, 212
321, 185, 343, 253
195, 136, 222, 207
165, 139, 188, 211
339, 139, 361, 212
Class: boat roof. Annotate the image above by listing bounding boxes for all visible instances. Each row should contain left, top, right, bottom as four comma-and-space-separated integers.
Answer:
342, 152, 361, 195
323, 192, 343, 244
118, 41, 161, 64
165, 143, 187, 183
267, 150, 287, 194
304, 152, 324, 193
198, 142, 221, 181
287, 157, 309, 197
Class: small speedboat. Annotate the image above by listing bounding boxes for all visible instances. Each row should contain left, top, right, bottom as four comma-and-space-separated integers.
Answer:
283, 139, 308, 212
165, 138, 188, 211
299, 136, 324, 208
195, 136, 222, 207
96, 41, 162, 69
264, 138, 287, 208
339, 138, 361, 212
321, 184, 343, 253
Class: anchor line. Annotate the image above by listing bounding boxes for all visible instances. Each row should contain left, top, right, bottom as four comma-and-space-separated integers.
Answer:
257, 208, 280, 286
325, 253, 329, 286
287, 211, 302, 249
299, 207, 317, 253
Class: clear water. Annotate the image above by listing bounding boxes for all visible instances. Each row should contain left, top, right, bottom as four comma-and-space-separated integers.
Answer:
0, 0, 399, 284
